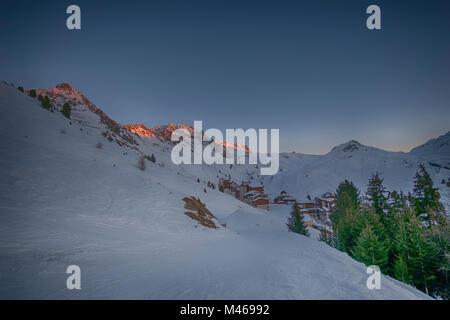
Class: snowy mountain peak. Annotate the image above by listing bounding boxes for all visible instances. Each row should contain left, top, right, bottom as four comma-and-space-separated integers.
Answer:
123, 123, 197, 141
329, 140, 366, 153
55, 82, 78, 93
31, 82, 89, 107
51, 82, 86, 100
123, 123, 154, 138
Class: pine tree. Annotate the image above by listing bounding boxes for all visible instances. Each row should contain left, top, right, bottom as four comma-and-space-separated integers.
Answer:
351, 224, 389, 270
410, 166, 449, 296
330, 181, 360, 225
426, 219, 450, 297
286, 203, 309, 237
387, 190, 404, 218
365, 173, 396, 253
385, 190, 405, 235
412, 164, 442, 224
393, 256, 412, 284
338, 180, 360, 207
383, 194, 408, 273
330, 180, 361, 252
18, 86, 24, 92
29, 89, 36, 98
337, 204, 366, 253
394, 207, 437, 295
61, 102, 71, 119
361, 204, 395, 274
408, 233, 437, 296
365, 172, 388, 216
149, 153, 156, 163
41, 95, 52, 110
362, 206, 389, 242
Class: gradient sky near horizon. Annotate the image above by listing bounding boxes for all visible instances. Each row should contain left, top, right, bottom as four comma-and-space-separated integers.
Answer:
1, 0, 450, 154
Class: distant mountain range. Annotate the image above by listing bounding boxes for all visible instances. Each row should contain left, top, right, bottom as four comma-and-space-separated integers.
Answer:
261, 134, 450, 213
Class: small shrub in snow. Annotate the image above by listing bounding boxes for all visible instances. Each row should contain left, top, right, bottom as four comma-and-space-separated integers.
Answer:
138, 157, 146, 171
96, 142, 103, 149
41, 95, 52, 110
143, 154, 156, 163
18, 86, 24, 92
60, 128, 66, 134
61, 102, 71, 119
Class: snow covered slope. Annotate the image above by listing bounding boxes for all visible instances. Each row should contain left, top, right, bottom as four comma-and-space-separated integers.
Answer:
0, 82, 432, 299
410, 131, 450, 158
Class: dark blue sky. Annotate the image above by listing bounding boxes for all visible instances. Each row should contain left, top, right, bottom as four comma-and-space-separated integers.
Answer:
1, 0, 449, 153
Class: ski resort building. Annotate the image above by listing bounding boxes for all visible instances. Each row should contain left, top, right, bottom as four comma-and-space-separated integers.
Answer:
314, 193, 336, 212
273, 191, 297, 205
219, 179, 270, 210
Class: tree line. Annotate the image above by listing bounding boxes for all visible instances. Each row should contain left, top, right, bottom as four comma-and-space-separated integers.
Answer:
327, 165, 448, 298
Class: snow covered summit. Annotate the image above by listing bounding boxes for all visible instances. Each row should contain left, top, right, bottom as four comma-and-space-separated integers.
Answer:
328, 140, 386, 155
